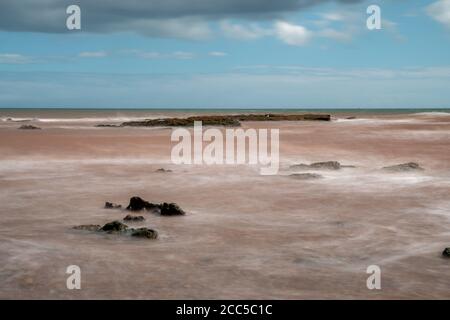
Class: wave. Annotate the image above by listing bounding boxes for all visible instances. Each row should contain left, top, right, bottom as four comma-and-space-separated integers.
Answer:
1, 116, 159, 123
413, 112, 450, 116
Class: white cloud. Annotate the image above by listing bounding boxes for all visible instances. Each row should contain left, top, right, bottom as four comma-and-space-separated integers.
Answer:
318, 28, 352, 42
427, 0, 450, 28
208, 51, 228, 57
320, 12, 345, 22
171, 51, 195, 60
0, 53, 32, 64
274, 21, 312, 46
127, 50, 195, 60
78, 51, 107, 58
130, 18, 212, 40
220, 21, 272, 40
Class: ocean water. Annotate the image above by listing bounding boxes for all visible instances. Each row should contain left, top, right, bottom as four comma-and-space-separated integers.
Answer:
0, 109, 450, 299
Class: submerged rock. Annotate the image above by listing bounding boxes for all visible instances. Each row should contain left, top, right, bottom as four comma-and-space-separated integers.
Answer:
18, 125, 41, 130
73, 224, 101, 232
100, 220, 128, 233
130, 227, 158, 239
124, 214, 145, 222
382, 162, 424, 172
126, 196, 160, 211
443, 248, 450, 258
289, 173, 323, 180
291, 161, 342, 170
160, 202, 185, 216
74, 220, 157, 240
95, 124, 120, 127
104, 202, 122, 209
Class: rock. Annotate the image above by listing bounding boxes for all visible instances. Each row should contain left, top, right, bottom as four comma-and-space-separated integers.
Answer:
120, 113, 331, 127
442, 248, 450, 258
382, 162, 424, 172
95, 124, 120, 127
126, 196, 160, 211
122, 116, 241, 127
123, 214, 145, 222
19, 125, 41, 130
73, 224, 101, 232
291, 161, 341, 170
100, 220, 128, 233
130, 228, 158, 239
104, 202, 122, 209
155, 168, 172, 173
75, 221, 157, 240
289, 173, 323, 180
160, 202, 185, 216
346, 116, 356, 120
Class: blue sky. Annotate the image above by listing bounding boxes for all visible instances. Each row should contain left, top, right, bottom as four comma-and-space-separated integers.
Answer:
1, 0, 450, 108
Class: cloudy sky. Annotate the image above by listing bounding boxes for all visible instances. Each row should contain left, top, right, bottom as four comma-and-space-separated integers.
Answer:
0, 0, 450, 108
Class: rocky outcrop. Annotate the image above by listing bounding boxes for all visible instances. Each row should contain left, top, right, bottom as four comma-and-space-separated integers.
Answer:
122, 116, 240, 127
126, 196, 160, 211
289, 173, 323, 180
74, 221, 157, 239
124, 214, 145, 222
104, 202, 122, 209
291, 161, 342, 170
119, 113, 331, 127
382, 162, 424, 172
19, 125, 41, 130
160, 202, 186, 216
100, 220, 129, 233
443, 248, 450, 258
125, 196, 185, 215
95, 124, 120, 127
130, 228, 158, 239
73, 224, 101, 231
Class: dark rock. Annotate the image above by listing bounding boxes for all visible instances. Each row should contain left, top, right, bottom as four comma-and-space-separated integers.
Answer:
19, 125, 41, 130
74, 220, 157, 239
120, 113, 331, 127
382, 162, 424, 172
104, 202, 122, 209
289, 173, 323, 180
291, 161, 341, 170
442, 248, 450, 258
126, 196, 160, 211
95, 124, 120, 127
100, 220, 128, 233
123, 214, 145, 222
130, 227, 158, 239
122, 116, 240, 127
346, 116, 356, 120
73, 224, 101, 232
160, 202, 185, 216
155, 168, 172, 173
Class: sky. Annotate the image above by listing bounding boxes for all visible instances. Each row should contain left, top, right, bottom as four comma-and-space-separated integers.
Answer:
0, 0, 450, 109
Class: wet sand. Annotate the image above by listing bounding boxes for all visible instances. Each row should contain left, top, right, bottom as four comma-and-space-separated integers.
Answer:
0, 111, 449, 299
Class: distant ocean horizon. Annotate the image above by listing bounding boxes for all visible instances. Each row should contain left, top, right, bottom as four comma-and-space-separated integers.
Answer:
1, 107, 450, 124
1, 107, 450, 114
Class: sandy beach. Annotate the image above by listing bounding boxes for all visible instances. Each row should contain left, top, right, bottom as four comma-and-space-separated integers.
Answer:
0, 110, 449, 299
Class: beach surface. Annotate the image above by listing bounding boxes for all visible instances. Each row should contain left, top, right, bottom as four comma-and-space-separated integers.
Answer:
0, 110, 449, 299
